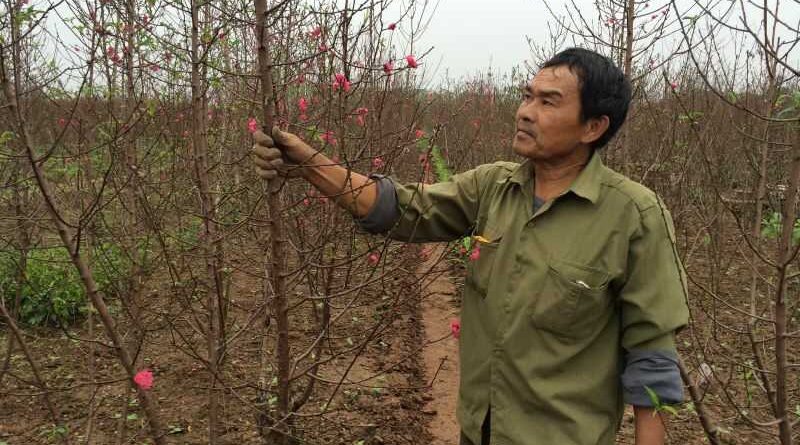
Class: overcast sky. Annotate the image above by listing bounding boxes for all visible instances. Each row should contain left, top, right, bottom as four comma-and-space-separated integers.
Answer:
412, 0, 562, 85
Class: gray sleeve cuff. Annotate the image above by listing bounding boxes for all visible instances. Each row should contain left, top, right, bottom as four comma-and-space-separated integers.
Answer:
355, 174, 401, 234
621, 350, 683, 406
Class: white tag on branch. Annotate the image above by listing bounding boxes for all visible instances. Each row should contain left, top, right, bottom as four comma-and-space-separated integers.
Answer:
697, 362, 713, 387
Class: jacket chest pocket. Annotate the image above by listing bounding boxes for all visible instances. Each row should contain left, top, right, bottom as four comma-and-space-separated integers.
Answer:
531, 258, 612, 339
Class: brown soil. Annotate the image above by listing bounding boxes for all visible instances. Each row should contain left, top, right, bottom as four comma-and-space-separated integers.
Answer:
418, 245, 462, 444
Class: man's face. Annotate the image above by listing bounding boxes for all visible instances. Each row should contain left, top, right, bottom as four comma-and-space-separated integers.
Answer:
512, 65, 594, 161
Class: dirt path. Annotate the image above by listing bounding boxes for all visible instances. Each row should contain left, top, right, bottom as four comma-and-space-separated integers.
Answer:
418, 245, 462, 444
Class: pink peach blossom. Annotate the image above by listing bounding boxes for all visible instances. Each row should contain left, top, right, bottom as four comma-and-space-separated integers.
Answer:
247, 117, 259, 133
405, 54, 418, 68
333, 73, 351, 92
320, 130, 337, 145
368, 251, 381, 265
469, 245, 480, 261
450, 319, 461, 339
133, 369, 153, 390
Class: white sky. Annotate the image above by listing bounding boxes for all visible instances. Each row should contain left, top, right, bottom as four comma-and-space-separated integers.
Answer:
37, 0, 800, 90
414, 0, 550, 83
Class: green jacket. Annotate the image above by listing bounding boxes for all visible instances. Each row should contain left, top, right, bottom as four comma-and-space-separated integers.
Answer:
359, 153, 689, 445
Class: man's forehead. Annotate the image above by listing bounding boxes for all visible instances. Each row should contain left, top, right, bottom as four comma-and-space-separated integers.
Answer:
527, 66, 579, 93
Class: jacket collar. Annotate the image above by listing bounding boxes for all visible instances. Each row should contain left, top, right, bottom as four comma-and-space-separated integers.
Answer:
508, 151, 604, 204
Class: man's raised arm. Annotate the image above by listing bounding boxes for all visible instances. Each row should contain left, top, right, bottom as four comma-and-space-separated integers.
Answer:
250, 126, 378, 218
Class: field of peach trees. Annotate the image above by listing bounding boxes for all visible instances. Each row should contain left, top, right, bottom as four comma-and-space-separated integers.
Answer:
2, 0, 800, 443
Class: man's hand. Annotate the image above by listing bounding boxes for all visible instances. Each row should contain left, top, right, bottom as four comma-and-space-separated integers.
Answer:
634, 406, 666, 445
251, 126, 316, 180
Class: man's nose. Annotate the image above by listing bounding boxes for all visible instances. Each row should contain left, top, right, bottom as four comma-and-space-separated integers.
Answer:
517, 101, 536, 123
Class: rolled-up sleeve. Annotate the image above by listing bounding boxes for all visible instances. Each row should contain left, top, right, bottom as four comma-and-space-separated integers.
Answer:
356, 175, 401, 234
619, 198, 689, 406
622, 350, 683, 406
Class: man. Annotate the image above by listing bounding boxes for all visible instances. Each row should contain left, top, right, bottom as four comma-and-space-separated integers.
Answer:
251, 47, 689, 445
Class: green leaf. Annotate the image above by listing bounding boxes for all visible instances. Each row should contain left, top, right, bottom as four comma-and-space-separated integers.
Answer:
168, 424, 186, 434
644, 386, 660, 407
127, 413, 139, 421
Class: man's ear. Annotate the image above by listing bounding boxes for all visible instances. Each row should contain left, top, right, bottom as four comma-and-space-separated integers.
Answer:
580, 115, 610, 145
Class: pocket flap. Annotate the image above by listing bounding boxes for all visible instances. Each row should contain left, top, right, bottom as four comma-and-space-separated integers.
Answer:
547, 257, 609, 291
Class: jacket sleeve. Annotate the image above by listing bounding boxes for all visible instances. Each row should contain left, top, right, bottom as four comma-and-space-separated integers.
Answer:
619, 199, 690, 406
357, 166, 490, 243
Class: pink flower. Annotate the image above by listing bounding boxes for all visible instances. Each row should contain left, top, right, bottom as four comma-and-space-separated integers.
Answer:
333, 73, 351, 92
471, 119, 481, 128
405, 54, 418, 68
320, 130, 337, 145
383, 60, 394, 74
298, 97, 308, 112
149, 64, 160, 72
415, 129, 425, 139
310, 26, 322, 38
318, 44, 328, 52
57, 118, 67, 128
469, 245, 480, 261
669, 82, 678, 90
368, 251, 381, 265
133, 369, 153, 390
106, 46, 120, 63
387, 22, 397, 30
247, 117, 259, 133
450, 319, 461, 339
303, 198, 311, 206
372, 157, 384, 169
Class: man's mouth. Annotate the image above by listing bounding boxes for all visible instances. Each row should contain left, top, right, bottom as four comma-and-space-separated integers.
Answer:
516, 129, 535, 138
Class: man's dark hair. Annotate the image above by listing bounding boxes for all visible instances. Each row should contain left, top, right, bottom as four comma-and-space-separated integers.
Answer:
542, 47, 632, 149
